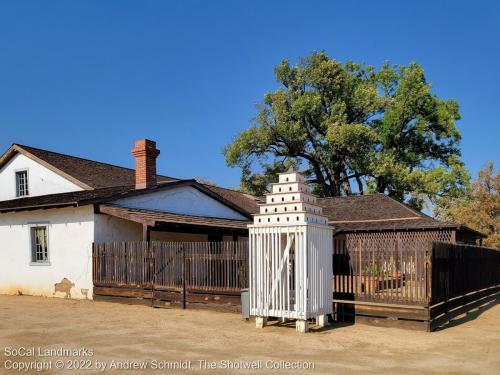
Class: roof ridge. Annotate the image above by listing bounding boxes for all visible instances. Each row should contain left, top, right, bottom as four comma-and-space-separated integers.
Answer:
382, 194, 436, 220
318, 193, 435, 220
14, 143, 178, 180
15, 144, 136, 170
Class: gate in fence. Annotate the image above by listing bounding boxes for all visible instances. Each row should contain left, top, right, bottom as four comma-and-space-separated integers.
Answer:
92, 241, 249, 311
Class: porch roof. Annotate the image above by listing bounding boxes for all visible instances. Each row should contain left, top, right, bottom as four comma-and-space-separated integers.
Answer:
97, 204, 251, 230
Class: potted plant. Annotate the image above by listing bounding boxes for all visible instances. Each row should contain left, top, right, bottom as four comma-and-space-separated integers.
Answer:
359, 264, 386, 293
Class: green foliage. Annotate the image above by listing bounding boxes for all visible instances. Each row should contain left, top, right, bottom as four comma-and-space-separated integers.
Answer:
224, 51, 466, 208
435, 163, 500, 248
362, 264, 386, 277
238, 159, 301, 196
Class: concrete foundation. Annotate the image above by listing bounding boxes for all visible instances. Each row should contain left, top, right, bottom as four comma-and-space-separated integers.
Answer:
255, 316, 267, 329
316, 315, 328, 327
296, 319, 309, 333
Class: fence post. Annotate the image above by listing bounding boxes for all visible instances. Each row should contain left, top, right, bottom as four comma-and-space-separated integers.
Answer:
151, 242, 155, 307
92, 243, 96, 288
425, 245, 432, 331
182, 244, 186, 309
425, 246, 432, 305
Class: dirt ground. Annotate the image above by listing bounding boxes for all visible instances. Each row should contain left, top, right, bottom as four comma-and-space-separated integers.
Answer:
0, 295, 499, 375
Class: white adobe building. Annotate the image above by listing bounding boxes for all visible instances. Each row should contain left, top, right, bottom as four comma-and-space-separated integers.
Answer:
248, 170, 333, 333
0, 140, 257, 299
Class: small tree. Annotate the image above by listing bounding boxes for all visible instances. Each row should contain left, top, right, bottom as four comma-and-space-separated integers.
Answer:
435, 162, 500, 248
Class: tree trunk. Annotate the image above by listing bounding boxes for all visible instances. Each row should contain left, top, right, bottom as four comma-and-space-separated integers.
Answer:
355, 175, 364, 194
377, 176, 387, 193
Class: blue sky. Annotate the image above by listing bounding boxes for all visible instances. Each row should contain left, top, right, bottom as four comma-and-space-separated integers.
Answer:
0, 1, 499, 188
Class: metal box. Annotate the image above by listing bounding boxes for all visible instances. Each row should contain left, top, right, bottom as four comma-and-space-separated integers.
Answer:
241, 288, 250, 320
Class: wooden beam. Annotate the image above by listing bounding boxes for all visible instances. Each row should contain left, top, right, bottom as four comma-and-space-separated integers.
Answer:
153, 222, 248, 236
143, 224, 151, 242
97, 205, 155, 226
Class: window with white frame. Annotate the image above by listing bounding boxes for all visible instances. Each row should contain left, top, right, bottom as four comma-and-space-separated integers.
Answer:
16, 170, 29, 197
31, 226, 49, 263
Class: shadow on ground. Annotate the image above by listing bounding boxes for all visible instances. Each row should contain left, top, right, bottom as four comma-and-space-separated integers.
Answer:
434, 297, 499, 332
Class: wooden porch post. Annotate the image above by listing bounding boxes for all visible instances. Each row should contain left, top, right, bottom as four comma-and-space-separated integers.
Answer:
451, 230, 456, 244
143, 224, 151, 242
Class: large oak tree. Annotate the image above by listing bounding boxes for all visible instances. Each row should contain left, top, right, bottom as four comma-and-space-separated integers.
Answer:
224, 52, 468, 209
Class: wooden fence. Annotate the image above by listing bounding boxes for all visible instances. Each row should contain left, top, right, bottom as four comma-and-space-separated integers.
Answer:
92, 241, 248, 311
332, 231, 452, 306
92, 237, 499, 330
429, 242, 500, 330
332, 232, 500, 331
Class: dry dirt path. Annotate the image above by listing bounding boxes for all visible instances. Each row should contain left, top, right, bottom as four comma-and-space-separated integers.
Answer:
0, 295, 499, 375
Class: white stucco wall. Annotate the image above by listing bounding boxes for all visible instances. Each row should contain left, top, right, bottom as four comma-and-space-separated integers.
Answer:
0, 153, 83, 201
0, 178, 251, 301
152, 232, 209, 241
94, 214, 143, 243
111, 186, 248, 220
94, 217, 236, 242
0, 205, 249, 301
0, 206, 94, 299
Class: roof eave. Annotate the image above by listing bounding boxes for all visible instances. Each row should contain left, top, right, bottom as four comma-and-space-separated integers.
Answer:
333, 223, 487, 238
455, 224, 488, 238
334, 224, 458, 234
0, 202, 80, 213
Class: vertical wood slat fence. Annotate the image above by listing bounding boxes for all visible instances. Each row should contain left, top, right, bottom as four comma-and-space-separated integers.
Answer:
333, 231, 453, 306
92, 237, 499, 329
332, 232, 500, 331
429, 242, 500, 331
92, 241, 249, 311
431, 242, 500, 304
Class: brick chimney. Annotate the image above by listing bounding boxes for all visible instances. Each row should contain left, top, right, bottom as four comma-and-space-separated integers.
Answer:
131, 139, 160, 190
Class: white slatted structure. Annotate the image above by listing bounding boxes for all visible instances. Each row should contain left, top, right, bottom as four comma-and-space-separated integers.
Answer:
248, 170, 333, 331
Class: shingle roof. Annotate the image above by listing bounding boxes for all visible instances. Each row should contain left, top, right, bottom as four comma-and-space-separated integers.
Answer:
1, 144, 177, 189
317, 194, 484, 236
0, 185, 134, 213
318, 193, 422, 222
203, 185, 262, 215
0, 144, 260, 216
99, 204, 250, 230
